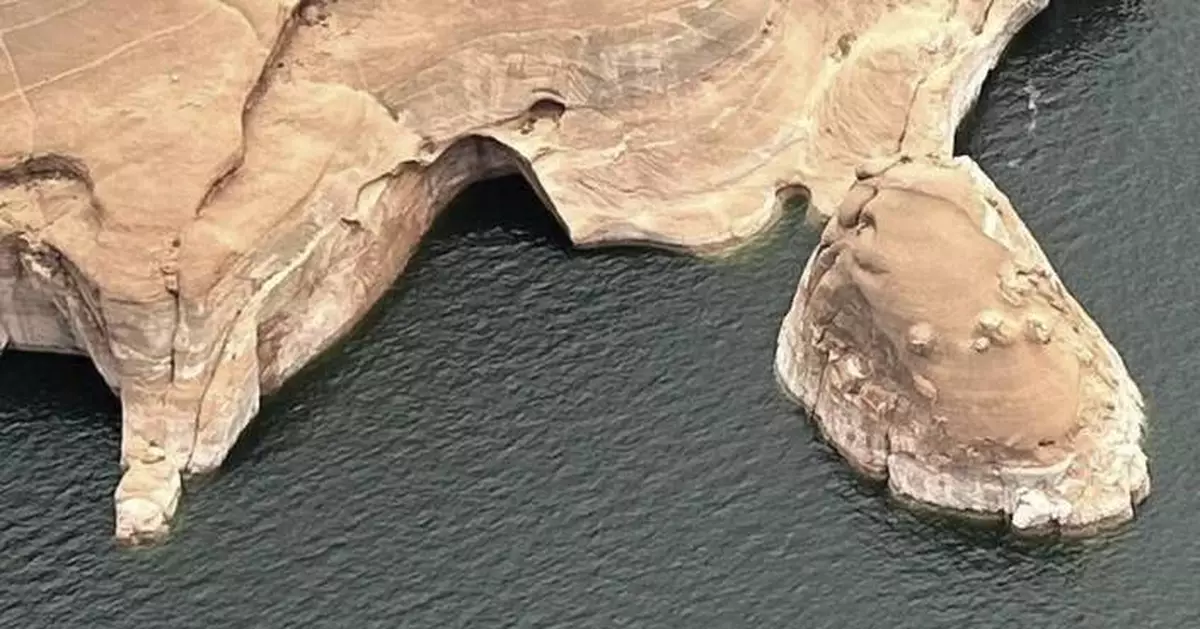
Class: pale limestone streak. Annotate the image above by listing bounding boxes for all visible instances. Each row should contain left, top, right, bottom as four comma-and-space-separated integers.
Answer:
0, 7, 218, 107
0, 32, 34, 152
0, 1, 92, 35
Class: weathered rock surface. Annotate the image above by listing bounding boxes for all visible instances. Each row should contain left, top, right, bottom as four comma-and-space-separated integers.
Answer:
775, 157, 1150, 533
0, 0, 1146, 542
114, 438, 182, 545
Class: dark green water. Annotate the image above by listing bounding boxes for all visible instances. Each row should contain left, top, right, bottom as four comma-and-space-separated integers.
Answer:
3, 1, 1198, 626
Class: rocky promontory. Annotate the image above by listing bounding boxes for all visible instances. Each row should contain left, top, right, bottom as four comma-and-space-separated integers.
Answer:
0, 0, 1147, 542
775, 157, 1150, 533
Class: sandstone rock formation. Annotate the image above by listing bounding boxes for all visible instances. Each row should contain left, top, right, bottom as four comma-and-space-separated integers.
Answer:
775, 157, 1150, 533
0, 0, 1146, 542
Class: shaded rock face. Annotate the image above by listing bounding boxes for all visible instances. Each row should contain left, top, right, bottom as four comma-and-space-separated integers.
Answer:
0, 0, 1145, 542
775, 158, 1150, 533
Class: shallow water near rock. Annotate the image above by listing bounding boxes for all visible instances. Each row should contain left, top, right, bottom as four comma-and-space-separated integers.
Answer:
2, 1, 1198, 626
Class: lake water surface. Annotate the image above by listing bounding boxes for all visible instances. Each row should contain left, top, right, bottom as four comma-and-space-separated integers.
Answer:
2, 1, 1198, 626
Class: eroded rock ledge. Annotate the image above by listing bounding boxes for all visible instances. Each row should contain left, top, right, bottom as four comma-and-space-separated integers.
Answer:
0, 0, 1146, 543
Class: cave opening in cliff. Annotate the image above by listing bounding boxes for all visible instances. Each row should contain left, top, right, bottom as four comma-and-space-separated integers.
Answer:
425, 173, 575, 251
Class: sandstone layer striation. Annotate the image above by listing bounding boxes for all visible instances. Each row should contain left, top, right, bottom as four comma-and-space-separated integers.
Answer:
0, 0, 1146, 542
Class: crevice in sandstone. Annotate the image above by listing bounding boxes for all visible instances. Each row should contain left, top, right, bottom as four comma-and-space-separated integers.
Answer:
896, 74, 931, 155
977, 0, 998, 34
0, 155, 92, 189
947, 0, 961, 22
195, 2, 306, 215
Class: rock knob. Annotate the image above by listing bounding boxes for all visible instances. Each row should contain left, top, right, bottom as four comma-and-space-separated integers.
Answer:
1024, 314, 1053, 344
976, 309, 1014, 345
907, 322, 936, 356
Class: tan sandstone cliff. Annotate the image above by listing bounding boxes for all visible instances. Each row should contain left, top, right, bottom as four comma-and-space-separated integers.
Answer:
0, 0, 1146, 543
